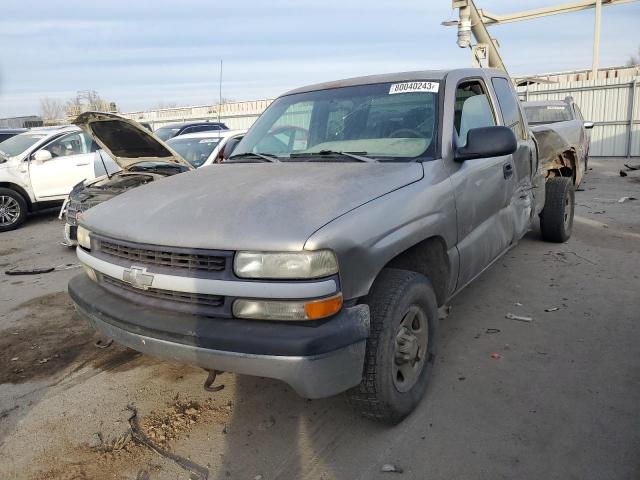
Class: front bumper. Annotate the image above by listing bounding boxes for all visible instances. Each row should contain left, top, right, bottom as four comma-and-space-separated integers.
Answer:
68, 274, 370, 398
63, 223, 78, 246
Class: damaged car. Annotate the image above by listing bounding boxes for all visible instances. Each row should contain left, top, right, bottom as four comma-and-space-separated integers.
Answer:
61, 112, 193, 245
69, 69, 576, 423
523, 97, 593, 187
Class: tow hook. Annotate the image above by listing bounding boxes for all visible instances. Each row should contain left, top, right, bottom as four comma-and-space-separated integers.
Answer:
203, 369, 225, 392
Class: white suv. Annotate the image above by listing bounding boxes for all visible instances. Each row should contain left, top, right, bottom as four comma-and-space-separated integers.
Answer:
0, 126, 118, 231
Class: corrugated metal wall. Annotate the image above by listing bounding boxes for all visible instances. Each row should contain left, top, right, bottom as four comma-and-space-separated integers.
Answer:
517, 77, 639, 157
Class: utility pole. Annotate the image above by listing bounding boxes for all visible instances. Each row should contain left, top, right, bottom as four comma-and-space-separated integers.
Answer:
592, 0, 602, 78
218, 59, 223, 124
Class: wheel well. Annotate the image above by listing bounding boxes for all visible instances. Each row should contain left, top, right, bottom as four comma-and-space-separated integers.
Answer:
384, 236, 450, 306
545, 149, 577, 185
0, 182, 32, 210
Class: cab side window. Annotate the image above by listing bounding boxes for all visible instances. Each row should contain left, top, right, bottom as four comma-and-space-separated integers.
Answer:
454, 80, 496, 147
491, 77, 526, 140
44, 132, 91, 158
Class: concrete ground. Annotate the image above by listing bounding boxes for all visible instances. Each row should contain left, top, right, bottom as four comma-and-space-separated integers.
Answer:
0, 157, 638, 480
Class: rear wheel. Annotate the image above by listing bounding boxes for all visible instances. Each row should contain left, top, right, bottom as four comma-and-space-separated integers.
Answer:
348, 268, 438, 424
540, 177, 574, 243
0, 188, 27, 232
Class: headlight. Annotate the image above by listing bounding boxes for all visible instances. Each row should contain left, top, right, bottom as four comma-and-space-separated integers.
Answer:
77, 226, 91, 250
233, 294, 343, 321
234, 250, 338, 279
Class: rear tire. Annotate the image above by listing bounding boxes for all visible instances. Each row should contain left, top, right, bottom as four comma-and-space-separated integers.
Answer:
348, 268, 439, 424
0, 188, 27, 232
540, 177, 574, 243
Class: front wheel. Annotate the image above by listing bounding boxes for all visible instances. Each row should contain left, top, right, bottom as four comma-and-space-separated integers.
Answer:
540, 177, 574, 243
0, 188, 27, 232
347, 268, 439, 424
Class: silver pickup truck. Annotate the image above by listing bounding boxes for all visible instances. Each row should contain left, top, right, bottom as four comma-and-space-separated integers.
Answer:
69, 68, 574, 423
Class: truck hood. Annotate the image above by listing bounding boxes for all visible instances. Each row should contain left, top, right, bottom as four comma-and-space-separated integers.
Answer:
73, 111, 193, 170
81, 162, 424, 251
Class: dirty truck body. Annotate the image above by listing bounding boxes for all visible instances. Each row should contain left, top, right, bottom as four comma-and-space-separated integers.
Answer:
69, 68, 570, 422
523, 99, 593, 187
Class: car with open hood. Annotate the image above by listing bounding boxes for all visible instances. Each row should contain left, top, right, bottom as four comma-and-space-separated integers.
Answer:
60, 112, 194, 245
69, 69, 574, 423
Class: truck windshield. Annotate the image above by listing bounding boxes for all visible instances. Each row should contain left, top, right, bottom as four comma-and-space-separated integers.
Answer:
232, 81, 439, 162
524, 105, 572, 125
0, 133, 47, 158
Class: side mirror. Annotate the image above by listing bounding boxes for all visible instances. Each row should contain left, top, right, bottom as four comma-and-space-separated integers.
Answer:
33, 149, 53, 162
221, 137, 241, 162
583, 121, 595, 129
455, 126, 517, 162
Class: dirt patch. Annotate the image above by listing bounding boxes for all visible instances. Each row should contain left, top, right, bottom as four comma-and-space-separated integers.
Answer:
1, 292, 145, 384
36, 446, 158, 480
142, 398, 231, 448
34, 398, 231, 480
0, 247, 22, 257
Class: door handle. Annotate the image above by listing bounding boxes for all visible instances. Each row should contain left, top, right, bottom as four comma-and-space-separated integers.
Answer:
503, 163, 513, 179
76, 163, 90, 166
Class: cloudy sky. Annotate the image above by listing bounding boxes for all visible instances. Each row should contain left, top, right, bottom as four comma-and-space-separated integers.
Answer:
1, 0, 639, 117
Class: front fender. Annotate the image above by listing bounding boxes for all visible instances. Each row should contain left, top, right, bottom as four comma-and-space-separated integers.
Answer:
304, 160, 457, 300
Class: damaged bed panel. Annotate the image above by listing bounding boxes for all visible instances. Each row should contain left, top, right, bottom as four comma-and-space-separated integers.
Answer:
523, 99, 593, 187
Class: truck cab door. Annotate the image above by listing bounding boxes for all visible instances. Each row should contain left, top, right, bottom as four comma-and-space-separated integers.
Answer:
490, 76, 537, 234
28, 132, 97, 200
447, 78, 518, 290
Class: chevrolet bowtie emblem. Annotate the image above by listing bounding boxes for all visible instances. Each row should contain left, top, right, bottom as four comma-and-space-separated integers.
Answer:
122, 266, 154, 290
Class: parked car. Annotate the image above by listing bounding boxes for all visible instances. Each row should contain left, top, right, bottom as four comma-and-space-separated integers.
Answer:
0, 128, 27, 143
60, 112, 194, 245
523, 97, 593, 186
0, 126, 121, 232
153, 121, 228, 141
166, 129, 247, 167
69, 68, 574, 423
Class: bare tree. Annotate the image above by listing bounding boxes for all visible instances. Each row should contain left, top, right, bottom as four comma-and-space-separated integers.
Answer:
39, 97, 65, 121
64, 90, 115, 117
626, 46, 640, 66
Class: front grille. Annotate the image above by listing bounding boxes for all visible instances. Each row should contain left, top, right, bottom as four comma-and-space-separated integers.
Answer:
66, 200, 101, 226
99, 240, 226, 273
103, 275, 224, 307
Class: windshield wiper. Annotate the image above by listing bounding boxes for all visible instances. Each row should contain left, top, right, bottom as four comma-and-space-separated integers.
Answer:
289, 150, 376, 162
227, 152, 280, 163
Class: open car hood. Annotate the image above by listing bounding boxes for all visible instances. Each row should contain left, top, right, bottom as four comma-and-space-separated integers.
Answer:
73, 112, 193, 170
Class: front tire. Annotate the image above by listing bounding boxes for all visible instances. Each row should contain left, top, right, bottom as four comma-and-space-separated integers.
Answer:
0, 188, 27, 232
540, 177, 574, 243
348, 268, 439, 424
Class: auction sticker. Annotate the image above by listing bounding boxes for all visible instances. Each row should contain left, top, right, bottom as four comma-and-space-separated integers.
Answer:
389, 81, 439, 94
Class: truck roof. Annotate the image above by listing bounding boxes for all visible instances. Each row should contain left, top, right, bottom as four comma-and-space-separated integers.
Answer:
522, 100, 568, 107
283, 68, 506, 96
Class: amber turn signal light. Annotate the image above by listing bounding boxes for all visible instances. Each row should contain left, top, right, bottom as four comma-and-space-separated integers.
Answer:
304, 293, 343, 320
